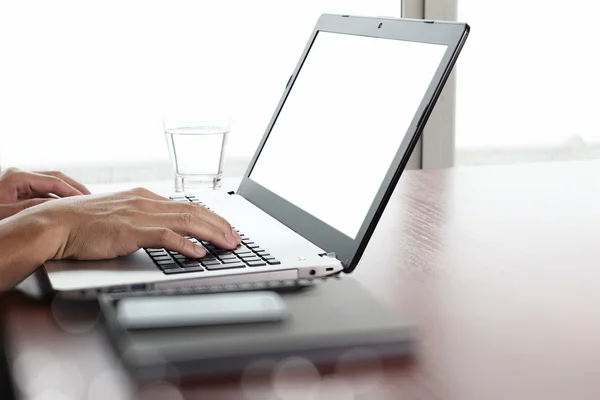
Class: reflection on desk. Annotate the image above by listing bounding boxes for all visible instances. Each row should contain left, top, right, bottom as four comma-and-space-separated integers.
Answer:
3, 160, 600, 399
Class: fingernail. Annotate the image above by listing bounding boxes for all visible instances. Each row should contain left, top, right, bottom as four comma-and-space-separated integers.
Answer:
225, 233, 239, 246
193, 245, 206, 257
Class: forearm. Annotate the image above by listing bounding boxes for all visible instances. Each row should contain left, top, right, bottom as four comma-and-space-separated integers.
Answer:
0, 212, 59, 292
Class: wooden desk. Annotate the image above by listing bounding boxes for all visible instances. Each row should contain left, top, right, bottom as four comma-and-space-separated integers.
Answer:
3, 160, 600, 399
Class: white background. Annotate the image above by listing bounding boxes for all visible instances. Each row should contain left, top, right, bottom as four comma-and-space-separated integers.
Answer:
2, 0, 598, 179
251, 32, 447, 238
0, 1, 400, 180
455, 0, 600, 162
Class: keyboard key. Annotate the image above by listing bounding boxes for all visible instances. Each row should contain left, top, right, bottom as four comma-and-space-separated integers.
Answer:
218, 254, 237, 261
163, 268, 185, 274
173, 254, 187, 261
159, 263, 180, 270
246, 244, 260, 249
263, 256, 276, 261
222, 258, 243, 264
179, 261, 202, 268
169, 196, 187, 201
152, 255, 173, 261
233, 249, 252, 255
178, 266, 204, 273
214, 249, 232, 254
243, 260, 262, 266
247, 261, 267, 267
146, 248, 166, 253
200, 260, 221, 266
156, 259, 176, 265
204, 263, 246, 271
239, 253, 260, 260
232, 245, 252, 253
266, 260, 281, 265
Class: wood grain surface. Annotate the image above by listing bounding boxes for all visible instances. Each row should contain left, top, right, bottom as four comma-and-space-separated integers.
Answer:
2, 160, 600, 400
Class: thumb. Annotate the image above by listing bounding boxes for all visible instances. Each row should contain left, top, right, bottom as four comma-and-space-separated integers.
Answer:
0, 198, 52, 220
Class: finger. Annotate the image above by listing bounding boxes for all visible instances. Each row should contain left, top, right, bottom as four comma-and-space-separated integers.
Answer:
21, 198, 52, 208
0, 198, 51, 219
17, 189, 57, 200
25, 192, 60, 199
37, 171, 91, 195
26, 172, 85, 198
128, 198, 239, 242
155, 200, 239, 240
136, 228, 207, 259
143, 212, 240, 249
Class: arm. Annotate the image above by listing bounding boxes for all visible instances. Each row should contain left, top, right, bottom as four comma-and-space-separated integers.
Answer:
0, 212, 59, 291
0, 187, 241, 292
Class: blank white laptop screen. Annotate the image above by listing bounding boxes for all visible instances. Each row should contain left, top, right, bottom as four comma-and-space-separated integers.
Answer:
250, 31, 447, 239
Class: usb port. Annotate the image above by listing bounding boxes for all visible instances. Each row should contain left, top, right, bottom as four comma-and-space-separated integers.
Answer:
130, 284, 147, 291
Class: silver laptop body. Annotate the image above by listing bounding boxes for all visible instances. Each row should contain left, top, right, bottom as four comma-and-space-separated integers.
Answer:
43, 14, 469, 297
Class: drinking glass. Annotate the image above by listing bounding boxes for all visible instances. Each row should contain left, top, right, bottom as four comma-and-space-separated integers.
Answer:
164, 119, 230, 192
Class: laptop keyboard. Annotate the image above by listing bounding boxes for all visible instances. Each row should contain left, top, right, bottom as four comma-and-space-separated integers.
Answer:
144, 195, 281, 275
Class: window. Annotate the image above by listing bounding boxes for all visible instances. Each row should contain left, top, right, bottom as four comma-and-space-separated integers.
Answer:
0, 1, 400, 182
455, 0, 600, 165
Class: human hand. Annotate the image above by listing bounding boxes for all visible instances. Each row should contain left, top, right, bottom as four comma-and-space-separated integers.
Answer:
0, 167, 90, 204
28, 187, 241, 261
0, 198, 52, 220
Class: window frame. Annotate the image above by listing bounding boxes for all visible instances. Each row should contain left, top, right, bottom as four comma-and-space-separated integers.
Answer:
404, 0, 458, 169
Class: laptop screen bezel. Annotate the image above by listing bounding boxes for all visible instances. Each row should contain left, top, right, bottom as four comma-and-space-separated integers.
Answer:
237, 14, 469, 273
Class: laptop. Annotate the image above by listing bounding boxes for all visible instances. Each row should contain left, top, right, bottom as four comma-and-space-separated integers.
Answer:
43, 14, 469, 298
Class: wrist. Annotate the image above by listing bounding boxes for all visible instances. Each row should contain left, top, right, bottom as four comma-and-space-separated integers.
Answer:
18, 207, 68, 263
0, 208, 67, 291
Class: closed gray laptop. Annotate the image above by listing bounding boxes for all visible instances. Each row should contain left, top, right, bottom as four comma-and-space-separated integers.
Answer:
99, 276, 415, 380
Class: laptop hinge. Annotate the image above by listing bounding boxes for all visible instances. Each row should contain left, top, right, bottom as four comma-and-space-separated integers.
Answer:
318, 251, 337, 259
